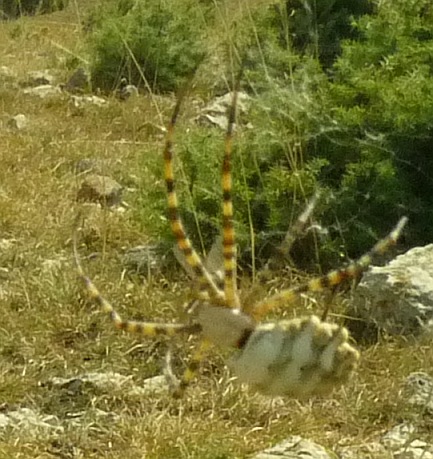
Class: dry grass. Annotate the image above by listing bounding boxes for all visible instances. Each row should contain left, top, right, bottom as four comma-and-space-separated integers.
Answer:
0, 3, 432, 458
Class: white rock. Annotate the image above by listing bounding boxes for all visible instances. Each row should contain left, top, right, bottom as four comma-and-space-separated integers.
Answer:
23, 84, 62, 98
252, 436, 332, 459
7, 113, 28, 130
350, 245, 433, 336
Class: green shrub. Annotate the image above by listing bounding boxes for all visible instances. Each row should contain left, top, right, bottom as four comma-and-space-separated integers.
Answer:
0, 0, 68, 19
312, 0, 433, 249
87, 0, 210, 93
133, 0, 433, 273
285, 0, 372, 68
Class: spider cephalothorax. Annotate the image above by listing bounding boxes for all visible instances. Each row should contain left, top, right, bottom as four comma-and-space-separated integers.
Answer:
74, 74, 407, 398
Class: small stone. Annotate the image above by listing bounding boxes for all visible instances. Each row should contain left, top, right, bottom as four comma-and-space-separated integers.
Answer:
252, 436, 332, 459
77, 174, 123, 207
117, 78, 139, 100
394, 441, 433, 459
0, 66, 17, 82
403, 371, 433, 414
71, 95, 107, 108
23, 85, 62, 98
47, 372, 170, 398
26, 70, 55, 86
122, 243, 172, 276
7, 114, 28, 130
0, 407, 63, 435
49, 372, 132, 393
196, 92, 251, 130
337, 442, 390, 459
382, 423, 416, 449
128, 376, 169, 397
63, 67, 90, 93
74, 158, 101, 174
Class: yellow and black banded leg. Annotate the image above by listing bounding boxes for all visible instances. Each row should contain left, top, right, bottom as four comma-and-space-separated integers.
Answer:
221, 86, 240, 309
73, 231, 202, 337
164, 93, 225, 304
252, 216, 408, 320
171, 339, 212, 398
279, 191, 320, 257
266, 192, 321, 271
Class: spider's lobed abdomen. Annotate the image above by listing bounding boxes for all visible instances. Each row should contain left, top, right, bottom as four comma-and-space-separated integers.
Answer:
228, 316, 359, 397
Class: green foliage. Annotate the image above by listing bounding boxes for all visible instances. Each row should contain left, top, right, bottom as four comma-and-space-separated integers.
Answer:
231, 3, 299, 90
286, 0, 372, 67
87, 0, 210, 93
0, 0, 68, 19
313, 0, 433, 248
126, 0, 433, 270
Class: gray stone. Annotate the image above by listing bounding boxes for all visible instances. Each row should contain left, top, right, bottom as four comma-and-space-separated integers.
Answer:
382, 423, 416, 449
349, 245, 433, 338
0, 66, 17, 82
23, 84, 62, 98
252, 436, 332, 459
403, 372, 433, 414
393, 441, 433, 459
48, 372, 168, 398
63, 67, 90, 93
337, 442, 391, 459
71, 95, 107, 108
128, 376, 169, 397
49, 372, 133, 393
196, 91, 251, 130
77, 174, 123, 207
7, 113, 28, 130
74, 158, 101, 175
380, 413, 433, 459
0, 407, 63, 435
26, 70, 55, 86
122, 243, 172, 276
117, 78, 138, 100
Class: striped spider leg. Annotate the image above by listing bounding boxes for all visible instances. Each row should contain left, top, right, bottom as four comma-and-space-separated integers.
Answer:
74, 73, 408, 398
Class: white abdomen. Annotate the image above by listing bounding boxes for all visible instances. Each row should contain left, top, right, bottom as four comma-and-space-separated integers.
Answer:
228, 316, 359, 397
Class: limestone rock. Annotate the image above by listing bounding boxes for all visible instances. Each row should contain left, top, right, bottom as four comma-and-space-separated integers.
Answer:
25, 70, 55, 86
402, 372, 433, 414
7, 113, 28, 130
337, 442, 391, 459
48, 372, 168, 397
49, 372, 133, 394
77, 174, 123, 207
348, 245, 433, 338
0, 406, 63, 436
117, 77, 139, 100
196, 91, 251, 130
0, 66, 17, 83
71, 95, 107, 108
122, 243, 172, 276
381, 421, 433, 459
63, 67, 90, 93
393, 440, 433, 459
74, 158, 101, 175
252, 436, 332, 459
382, 423, 416, 450
23, 84, 62, 98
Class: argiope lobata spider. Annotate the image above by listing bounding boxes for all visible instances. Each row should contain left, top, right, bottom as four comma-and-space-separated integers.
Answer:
73, 75, 407, 399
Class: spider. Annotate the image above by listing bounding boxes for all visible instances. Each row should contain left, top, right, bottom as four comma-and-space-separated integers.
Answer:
73, 76, 407, 398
